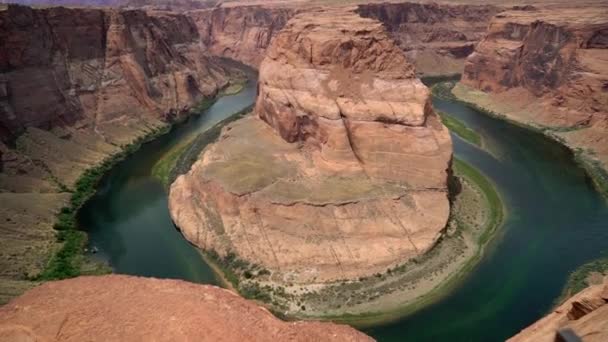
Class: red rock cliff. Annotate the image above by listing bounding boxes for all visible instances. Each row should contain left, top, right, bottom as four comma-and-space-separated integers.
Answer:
455, 6, 608, 193
187, 5, 295, 67
0, 4, 231, 145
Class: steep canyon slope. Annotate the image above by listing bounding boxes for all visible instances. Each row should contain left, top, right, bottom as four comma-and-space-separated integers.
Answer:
0, 275, 373, 341
0, 4, 236, 302
169, 6, 452, 313
454, 6, 608, 194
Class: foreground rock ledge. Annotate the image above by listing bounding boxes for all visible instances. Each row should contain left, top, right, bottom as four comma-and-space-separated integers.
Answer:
0, 275, 373, 341
169, 7, 452, 286
509, 276, 608, 342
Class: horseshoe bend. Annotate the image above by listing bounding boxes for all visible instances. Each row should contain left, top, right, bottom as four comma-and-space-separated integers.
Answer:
168, 7, 457, 317
1, 0, 608, 341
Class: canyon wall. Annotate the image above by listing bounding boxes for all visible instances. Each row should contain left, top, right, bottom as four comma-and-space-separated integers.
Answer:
356, 2, 501, 76
186, 2, 499, 74
169, 6, 452, 313
509, 276, 608, 342
186, 5, 295, 67
0, 275, 374, 341
0, 4, 236, 302
454, 6, 608, 191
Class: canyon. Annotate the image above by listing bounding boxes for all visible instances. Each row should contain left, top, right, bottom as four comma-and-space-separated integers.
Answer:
0, 275, 373, 341
0, 0, 607, 341
0, 3, 238, 302
454, 5, 608, 195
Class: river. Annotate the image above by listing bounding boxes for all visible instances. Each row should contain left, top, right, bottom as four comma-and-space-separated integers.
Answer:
78, 73, 608, 341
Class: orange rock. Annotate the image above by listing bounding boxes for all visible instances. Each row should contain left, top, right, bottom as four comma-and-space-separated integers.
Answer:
169, 7, 452, 288
0, 275, 373, 342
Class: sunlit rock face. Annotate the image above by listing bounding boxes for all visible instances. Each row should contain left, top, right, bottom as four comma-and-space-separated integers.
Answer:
170, 7, 452, 285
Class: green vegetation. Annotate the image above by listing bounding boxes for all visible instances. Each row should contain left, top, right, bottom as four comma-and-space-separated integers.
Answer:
151, 136, 197, 187
453, 159, 503, 244
169, 104, 253, 185
559, 257, 608, 304
221, 83, 244, 96
575, 151, 608, 199
437, 111, 482, 147
37, 125, 170, 280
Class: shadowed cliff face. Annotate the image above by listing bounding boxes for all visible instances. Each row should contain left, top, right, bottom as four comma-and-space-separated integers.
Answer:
170, 7, 452, 293
356, 2, 501, 76
187, 6, 295, 67
0, 4, 231, 145
457, 6, 608, 183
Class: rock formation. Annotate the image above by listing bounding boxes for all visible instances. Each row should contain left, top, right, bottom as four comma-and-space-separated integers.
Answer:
356, 2, 501, 76
454, 6, 608, 192
509, 276, 608, 342
169, 5, 451, 296
0, 4, 237, 303
0, 275, 374, 341
187, 5, 295, 67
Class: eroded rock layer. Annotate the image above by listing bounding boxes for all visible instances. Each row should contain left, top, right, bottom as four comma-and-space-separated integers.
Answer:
357, 2, 501, 76
170, 8, 452, 285
0, 275, 374, 341
509, 276, 608, 342
456, 6, 608, 186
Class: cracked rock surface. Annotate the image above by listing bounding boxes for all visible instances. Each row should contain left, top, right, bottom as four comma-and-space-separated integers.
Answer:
169, 7, 452, 285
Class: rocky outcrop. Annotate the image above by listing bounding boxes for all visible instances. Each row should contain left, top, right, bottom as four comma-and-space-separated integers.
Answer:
356, 2, 501, 76
0, 275, 374, 341
509, 276, 608, 342
455, 6, 608, 191
169, 5, 451, 299
0, 4, 236, 303
187, 5, 295, 67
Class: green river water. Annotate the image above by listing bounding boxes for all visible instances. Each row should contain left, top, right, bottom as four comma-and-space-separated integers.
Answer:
78, 73, 608, 341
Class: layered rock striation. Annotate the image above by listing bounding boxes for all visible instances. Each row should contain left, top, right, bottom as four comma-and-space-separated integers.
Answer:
455, 6, 608, 192
509, 276, 608, 342
170, 7, 452, 289
187, 5, 295, 67
1, 4, 230, 147
356, 2, 501, 76
0, 275, 374, 341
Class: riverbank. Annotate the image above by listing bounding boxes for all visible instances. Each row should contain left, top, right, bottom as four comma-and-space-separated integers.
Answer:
151, 79, 248, 187
36, 76, 249, 286
451, 83, 608, 199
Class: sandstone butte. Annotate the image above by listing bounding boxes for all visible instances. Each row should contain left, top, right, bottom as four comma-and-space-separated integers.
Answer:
0, 275, 374, 342
0, 4, 237, 301
169, 6, 453, 291
454, 5, 608, 193
508, 276, 608, 342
